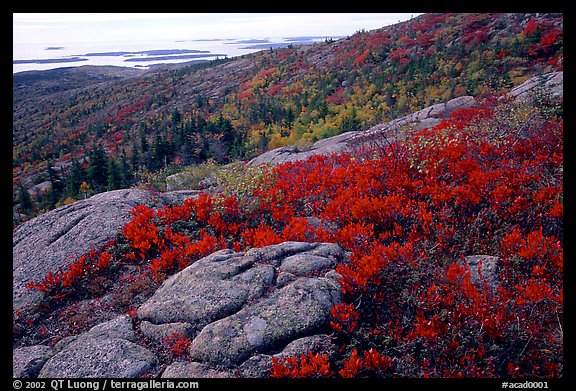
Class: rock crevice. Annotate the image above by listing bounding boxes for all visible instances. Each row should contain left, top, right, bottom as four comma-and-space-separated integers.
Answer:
15, 242, 348, 378
13, 188, 200, 314
138, 242, 347, 371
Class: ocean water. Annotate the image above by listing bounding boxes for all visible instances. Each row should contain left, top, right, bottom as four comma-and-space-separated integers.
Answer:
12, 36, 337, 74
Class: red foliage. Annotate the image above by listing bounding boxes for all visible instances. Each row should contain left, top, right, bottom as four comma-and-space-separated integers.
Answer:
387, 47, 411, 63
26, 247, 115, 298
122, 205, 161, 260
325, 87, 345, 106
242, 223, 283, 248
329, 303, 358, 333
523, 20, 539, 37
354, 49, 370, 66
271, 351, 332, 378
339, 348, 394, 378
27, 97, 562, 378
541, 30, 560, 47
163, 332, 191, 357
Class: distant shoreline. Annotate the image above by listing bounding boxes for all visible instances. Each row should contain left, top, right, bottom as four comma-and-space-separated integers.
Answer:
13, 57, 89, 65
123, 53, 227, 62
83, 49, 211, 57
13, 36, 342, 73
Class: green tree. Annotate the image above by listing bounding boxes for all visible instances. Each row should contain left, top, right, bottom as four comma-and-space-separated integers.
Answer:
139, 123, 149, 154
107, 158, 122, 190
46, 160, 63, 208
284, 106, 296, 129
17, 184, 33, 212
151, 133, 168, 171
340, 107, 361, 133
88, 145, 109, 191
65, 156, 86, 199
131, 139, 140, 170
171, 109, 182, 128
120, 153, 132, 188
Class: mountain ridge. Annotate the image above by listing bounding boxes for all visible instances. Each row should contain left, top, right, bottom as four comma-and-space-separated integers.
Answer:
13, 13, 563, 224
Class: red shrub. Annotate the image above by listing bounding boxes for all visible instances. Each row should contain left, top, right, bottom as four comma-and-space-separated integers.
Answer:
163, 332, 191, 357
26, 97, 562, 378
271, 351, 332, 378
339, 348, 394, 378
330, 303, 358, 334
122, 205, 161, 260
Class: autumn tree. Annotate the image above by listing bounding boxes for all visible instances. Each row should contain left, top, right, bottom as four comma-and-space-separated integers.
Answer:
79, 181, 92, 199
340, 107, 361, 133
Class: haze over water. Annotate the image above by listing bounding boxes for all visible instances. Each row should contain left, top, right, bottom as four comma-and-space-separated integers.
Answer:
13, 13, 419, 73
13, 37, 336, 73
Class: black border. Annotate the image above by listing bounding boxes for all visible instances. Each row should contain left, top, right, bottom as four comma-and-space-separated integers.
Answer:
9, 7, 573, 389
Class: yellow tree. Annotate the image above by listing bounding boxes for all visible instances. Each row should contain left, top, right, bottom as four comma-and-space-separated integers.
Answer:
79, 181, 92, 199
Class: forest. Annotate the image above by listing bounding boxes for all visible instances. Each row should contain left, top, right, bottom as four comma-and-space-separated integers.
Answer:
13, 13, 563, 226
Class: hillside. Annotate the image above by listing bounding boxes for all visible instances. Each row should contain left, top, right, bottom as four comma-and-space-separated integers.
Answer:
13, 13, 563, 225
13, 76, 563, 378
13, 12, 563, 379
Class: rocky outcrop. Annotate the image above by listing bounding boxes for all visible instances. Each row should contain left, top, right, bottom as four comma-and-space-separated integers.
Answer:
164, 334, 336, 378
248, 71, 563, 167
507, 71, 563, 102
13, 345, 56, 378
139, 242, 346, 370
248, 95, 477, 166
38, 315, 157, 378
16, 242, 347, 378
161, 361, 235, 378
13, 188, 199, 314
188, 276, 340, 367
247, 131, 358, 166
465, 254, 500, 289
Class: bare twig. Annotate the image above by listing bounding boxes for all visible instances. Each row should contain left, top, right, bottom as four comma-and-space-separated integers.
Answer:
519, 335, 534, 357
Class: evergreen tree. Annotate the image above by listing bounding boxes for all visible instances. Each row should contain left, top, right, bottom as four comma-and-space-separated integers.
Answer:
65, 156, 86, 199
131, 139, 140, 170
316, 100, 329, 121
139, 123, 149, 154
46, 160, 63, 208
17, 184, 33, 212
218, 115, 235, 151
257, 127, 269, 154
151, 133, 165, 171
120, 153, 132, 188
88, 145, 108, 191
171, 109, 182, 128
528, 25, 542, 45
107, 158, 122, 190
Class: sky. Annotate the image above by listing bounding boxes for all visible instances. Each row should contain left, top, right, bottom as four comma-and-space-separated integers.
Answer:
13, 13, 420, 46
